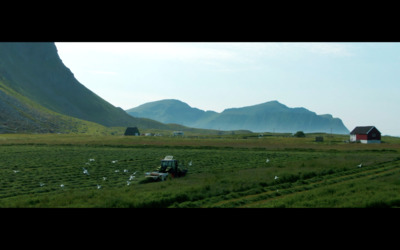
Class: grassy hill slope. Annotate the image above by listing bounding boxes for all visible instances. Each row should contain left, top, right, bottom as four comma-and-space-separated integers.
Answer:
0, 77, 117, 134
0, 42, 170, 130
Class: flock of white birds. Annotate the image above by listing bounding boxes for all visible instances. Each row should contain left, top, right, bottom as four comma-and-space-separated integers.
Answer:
10, 158, 141, 191
10, 156, 364, 191
79, 158, 139, 190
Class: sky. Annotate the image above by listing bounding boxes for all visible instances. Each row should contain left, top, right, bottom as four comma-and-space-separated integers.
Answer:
55, 42, 400, 136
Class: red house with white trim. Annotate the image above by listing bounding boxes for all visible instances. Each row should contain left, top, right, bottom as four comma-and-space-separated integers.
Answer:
350, 126, 381, 144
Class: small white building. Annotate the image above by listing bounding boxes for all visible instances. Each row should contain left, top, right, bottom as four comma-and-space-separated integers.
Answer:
173, 131, 184, 136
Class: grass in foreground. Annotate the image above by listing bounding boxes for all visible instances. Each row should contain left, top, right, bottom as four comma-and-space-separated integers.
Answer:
0, 133, 399, 208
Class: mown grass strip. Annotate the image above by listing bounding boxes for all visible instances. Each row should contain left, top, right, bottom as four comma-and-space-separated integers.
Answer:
190, 160, 400, 208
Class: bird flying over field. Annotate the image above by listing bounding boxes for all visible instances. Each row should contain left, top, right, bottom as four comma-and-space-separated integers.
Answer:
266, 158, 270, 163
274, 176, 279, 180
358, 163, 363, 168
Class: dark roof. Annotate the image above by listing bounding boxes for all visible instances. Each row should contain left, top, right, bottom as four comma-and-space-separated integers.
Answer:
124, 127, 139, 136
350, 126, 380, 135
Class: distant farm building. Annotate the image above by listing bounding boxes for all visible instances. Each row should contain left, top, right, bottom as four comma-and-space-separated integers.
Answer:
124, 127, 140, 136
350, 126, 381, 144
173, 131, 184, 136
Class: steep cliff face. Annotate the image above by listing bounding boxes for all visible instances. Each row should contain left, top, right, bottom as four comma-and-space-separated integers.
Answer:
0, 42, 166, 130
0, 42, 129, 126
0, 77, 108, 134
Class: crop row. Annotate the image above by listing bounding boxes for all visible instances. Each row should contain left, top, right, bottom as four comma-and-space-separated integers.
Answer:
176, 159, 400, 208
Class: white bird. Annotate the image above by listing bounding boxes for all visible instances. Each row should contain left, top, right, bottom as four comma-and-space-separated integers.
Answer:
127, 181, 131, 186
60, 184, 65, 188
123, 169, 128, 173
266, 158, 270, 163
83, 168, 89, 175
103, 177, 107, 181
39, 182, 45, 187
274, 176, 279, 180
129, 175, 135, 181
13, 170, 19, 173
89, 158, 95, 162
111, 160, 118, 164
97, 184, 102, 189
133, 171, 138, 175
188, 160, 192, 166
115, 170, 120, 173
358, 163, 363, 168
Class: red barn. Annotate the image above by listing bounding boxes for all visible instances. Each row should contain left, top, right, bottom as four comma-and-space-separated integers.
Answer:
350, 126, 381, 144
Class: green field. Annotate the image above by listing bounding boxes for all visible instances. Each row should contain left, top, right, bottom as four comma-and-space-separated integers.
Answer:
1, 133, 399, 208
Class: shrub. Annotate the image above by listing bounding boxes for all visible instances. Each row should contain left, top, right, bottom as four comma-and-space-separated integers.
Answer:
294, 131, 306, 138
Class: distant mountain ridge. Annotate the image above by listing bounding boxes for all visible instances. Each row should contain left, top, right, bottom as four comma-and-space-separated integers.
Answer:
126, 99, 219, 127
126, 99, 350, 134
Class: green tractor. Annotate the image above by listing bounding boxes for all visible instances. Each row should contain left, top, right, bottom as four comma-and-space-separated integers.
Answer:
145, 156, 188, 181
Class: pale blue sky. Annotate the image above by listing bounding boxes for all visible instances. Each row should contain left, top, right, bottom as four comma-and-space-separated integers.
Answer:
55, 42, 400, 136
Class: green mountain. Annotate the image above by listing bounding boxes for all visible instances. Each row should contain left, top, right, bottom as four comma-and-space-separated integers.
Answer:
126, 99, 350, 134
0, 76, 108, 134
0, 42, 173, 133
126, 99, 219, 126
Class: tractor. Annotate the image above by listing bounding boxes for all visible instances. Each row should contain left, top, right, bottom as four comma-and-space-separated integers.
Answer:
145, 156, 188, 181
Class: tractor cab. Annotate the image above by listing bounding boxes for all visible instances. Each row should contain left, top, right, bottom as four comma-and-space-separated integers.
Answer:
145, 156, 188, 181
159, 156, 180, 173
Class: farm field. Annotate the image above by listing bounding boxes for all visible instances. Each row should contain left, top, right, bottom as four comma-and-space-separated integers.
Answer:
0, 133, 400, 208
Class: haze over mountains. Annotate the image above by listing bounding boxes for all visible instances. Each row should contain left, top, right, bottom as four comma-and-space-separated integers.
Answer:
126, 99, 350, 134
